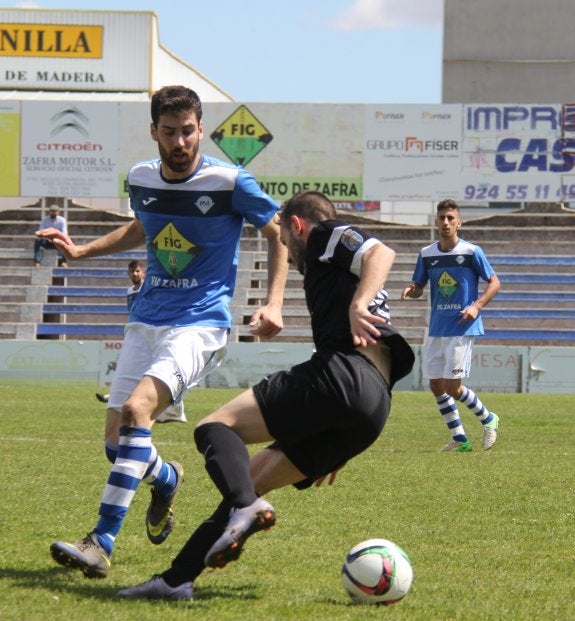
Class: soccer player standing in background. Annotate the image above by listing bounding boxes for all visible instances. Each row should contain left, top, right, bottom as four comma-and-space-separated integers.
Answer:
401, 199, 501, 452
95, 260, 187, 423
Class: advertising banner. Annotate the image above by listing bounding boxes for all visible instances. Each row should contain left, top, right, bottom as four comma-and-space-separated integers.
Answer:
0, 99, 19, 196
363, 104, 462, 201
0, 340, 99, 378
20, 100, 120, 197
202, 102, 364, 203
461, 104, 575, 202
1, 340, 574, 393
4, 99, 575, 204
0, 11, 151, 92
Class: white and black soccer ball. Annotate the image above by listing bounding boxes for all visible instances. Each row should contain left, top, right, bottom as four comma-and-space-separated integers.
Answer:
342, 538, 413, 605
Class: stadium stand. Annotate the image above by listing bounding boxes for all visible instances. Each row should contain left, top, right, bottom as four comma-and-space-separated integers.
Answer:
1, 201, 575, 345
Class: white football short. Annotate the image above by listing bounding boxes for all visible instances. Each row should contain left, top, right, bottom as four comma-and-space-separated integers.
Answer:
108, 322, 227, 411
423, 335, 474, 380
156, 400, 187, 424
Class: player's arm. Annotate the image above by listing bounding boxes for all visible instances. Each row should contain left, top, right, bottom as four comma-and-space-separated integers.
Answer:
35, 219, 145, 262
475, 274, 501, 309
460, 274, 501, 321
350, 242, 396, 348
401, 282, 425, 300
248, 216, 288, 339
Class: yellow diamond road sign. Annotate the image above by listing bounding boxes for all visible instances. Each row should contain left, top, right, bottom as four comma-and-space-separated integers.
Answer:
211, 105, 273, 166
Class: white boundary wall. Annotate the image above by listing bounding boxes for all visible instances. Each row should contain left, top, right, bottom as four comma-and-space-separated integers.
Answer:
0, 341, 572, 394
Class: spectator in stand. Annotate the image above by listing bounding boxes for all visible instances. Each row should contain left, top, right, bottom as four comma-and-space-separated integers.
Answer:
34, 204, 68, 267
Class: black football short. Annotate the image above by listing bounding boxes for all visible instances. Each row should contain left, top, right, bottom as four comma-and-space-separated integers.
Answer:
252, 350, 391, 488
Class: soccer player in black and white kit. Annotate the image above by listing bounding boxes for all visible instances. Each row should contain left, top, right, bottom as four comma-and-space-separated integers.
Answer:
118, 190, 415, 601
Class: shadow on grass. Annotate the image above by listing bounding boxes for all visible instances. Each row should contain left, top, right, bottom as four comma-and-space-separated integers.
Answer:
0, 566, 119, 599
0, 566, 259, 603
192, 585, 259, 602
322, 595, 405, 608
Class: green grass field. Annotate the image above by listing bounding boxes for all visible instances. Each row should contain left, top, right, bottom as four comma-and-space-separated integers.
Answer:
1, 380, 573, 621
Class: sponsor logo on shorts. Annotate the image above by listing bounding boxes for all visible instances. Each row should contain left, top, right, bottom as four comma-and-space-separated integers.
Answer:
173, 370, 185, 391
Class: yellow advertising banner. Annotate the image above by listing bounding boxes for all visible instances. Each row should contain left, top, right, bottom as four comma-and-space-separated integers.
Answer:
0, 106, 20, 196
0, 23, 103, 58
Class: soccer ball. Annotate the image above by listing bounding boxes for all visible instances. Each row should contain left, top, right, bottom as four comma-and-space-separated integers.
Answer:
341, 538, 413, 605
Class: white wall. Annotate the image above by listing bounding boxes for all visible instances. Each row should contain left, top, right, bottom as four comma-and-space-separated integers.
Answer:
0, 340, 573, 393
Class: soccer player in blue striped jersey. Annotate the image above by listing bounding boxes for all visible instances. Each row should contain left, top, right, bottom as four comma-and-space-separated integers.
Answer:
38, 85, 288, 579
401, 199, 501, 452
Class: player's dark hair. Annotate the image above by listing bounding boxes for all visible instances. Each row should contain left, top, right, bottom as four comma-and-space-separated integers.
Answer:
151, 85, 203, 126
436, 198, 460, 213
128, 259, 144, 270
280, 190, 337, 225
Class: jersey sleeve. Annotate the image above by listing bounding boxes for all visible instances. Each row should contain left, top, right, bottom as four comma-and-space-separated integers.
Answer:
472, 246, 496, 281
233, 168, 279, 229
312, 223, 381, 278
411, 253, 428, 286
126, 166, 139, 219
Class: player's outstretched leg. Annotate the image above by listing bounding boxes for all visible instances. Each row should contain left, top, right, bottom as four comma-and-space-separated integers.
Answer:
204, 497, 276, 568
119, 501, 230, 600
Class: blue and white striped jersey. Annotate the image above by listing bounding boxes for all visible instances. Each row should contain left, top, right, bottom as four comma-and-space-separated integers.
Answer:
126, 284, 140, 312
412, 239, 496, 337
127, 155, 278, 327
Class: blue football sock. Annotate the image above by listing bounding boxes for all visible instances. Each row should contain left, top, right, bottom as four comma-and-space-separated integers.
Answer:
459, 386, 493, 425
436, 393, 468, 442
94, 425, 151, 555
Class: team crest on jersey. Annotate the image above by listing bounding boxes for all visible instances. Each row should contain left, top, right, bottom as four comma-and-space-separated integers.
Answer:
341, 228, 363, 251
438, 270, 459, 299
195, 195, 215, 214
151, 222, 200, 276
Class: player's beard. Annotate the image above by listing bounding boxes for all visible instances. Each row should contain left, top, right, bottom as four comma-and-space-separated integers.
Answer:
158, 142, 199, 176
290, 237, 307, 275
